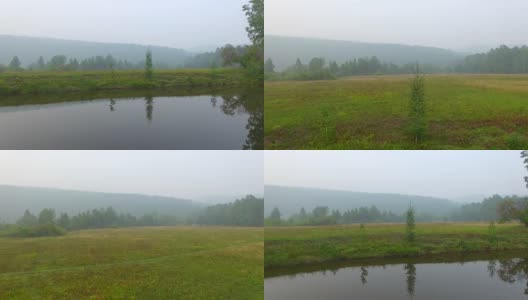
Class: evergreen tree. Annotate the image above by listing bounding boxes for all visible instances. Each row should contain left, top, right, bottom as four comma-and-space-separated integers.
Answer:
9, 56, 21, 70
264, 58, 275, 73
409, 65, 426, 143
406, 204, 416, 242
145, 49, 153, 80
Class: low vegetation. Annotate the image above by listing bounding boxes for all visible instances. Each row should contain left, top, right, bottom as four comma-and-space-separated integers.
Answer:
264, 74, 528, 149
0, 226, 263, 299
264, 222, 528, 269
0, 69, 247, 96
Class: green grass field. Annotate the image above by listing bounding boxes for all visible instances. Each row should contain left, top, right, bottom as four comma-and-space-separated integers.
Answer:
265, 74, 528, 149
265, 223, 528, 269
0, 226, 263, 299
0, 69, 247, 96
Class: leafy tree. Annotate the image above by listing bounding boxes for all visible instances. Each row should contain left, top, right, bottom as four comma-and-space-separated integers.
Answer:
242, 0, 263, 46
309, 57, 325, 72
57, 213, 70, 229
17, 209, 38, 226
264, 58, 275, 73
38, 208, 56, 225
48, 55, 67, 71
37, 56, 45, 70
145, 49, 153, 80
269, 207, 282, 225
406, 204, 416, 242
9, 56, 21, 70
221, 44, 239, 66
409, 65, 426, 143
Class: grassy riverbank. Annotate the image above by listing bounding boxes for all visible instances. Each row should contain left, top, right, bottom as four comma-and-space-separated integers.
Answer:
265, 223, 528, 269
0, 69, 248, 96
0, 226, 263, 299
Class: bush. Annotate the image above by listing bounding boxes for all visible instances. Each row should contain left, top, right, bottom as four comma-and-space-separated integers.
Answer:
8, 223, 66, 238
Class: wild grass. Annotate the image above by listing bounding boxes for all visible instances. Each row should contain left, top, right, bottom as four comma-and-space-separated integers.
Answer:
0, 226, 263, 299
0, 69, 247, 96
264, 74, 528, 149
264, 222, 528, 268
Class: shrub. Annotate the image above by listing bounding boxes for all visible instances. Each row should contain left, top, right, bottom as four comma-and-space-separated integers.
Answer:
8, 223, 66, 238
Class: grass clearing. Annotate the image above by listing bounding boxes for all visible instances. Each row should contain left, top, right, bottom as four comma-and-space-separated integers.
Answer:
264, 222, 528, 269
0, 226, 263, 299
264, 74, 528, 149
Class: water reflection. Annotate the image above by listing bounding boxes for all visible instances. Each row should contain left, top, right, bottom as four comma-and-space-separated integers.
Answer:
265, 255, 528, 300
488, 258, 528, 295
0, 89, 263, 149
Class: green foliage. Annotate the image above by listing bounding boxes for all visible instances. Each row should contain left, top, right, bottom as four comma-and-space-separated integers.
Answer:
264, 58, 275, 73
265, 74, 528, 149
456, 45, 528, 73
145, 50, 153, 80
0, 69, 245, 96
409, 70, 426, 143
242, 0, 263, 46
8, 56, 21, 71
268, 207, 282, 225
265, 223, 528, 268
8, 223, 66, 238
406, 205, 416, 242
488, 221, 498, 244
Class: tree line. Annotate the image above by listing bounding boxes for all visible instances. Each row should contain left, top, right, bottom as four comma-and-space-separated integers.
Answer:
5, 195, 263, 237
266, 195, 528, 226
265, 45, 528, 81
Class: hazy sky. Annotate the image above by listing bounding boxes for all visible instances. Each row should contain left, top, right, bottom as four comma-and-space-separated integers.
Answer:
266, 0, 528, 50
1, 0, 250, 49
265, 151, 527, 199
0, 151, 263, 200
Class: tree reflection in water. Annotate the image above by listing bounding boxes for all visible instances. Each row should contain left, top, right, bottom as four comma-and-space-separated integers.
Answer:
145, 96, 154, 122
211, 88, 263, 150
488, 258, 528, 295
109, 99, 116, 112
360, 266, 368, 285
404, 263, 416, 299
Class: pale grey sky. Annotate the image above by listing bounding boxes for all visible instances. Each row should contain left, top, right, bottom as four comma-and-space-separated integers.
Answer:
0, 151, 263, 200
1, 0, 250, 49
265, 151, 527, 199
266, 0, 528, 50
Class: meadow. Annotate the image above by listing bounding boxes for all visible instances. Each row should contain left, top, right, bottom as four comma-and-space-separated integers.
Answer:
0, 68, 246, 96
0, 226, 263, 299
264, 222, 528, 269
264, 74, 528, 149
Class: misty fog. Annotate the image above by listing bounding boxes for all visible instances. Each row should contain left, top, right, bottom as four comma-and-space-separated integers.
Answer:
266, 0, 528, 51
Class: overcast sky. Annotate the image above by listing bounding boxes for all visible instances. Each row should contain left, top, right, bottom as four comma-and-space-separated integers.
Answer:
265, 151, 527, 199
0, 151, 263, 200
1, 0, 250, 49
266, 0, 528, 50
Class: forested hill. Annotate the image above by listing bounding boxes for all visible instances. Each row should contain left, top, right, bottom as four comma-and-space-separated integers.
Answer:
0, 185, 196, 222
265, 185, 458, 217
265, 35, 463, 71
0, 35, 192, 68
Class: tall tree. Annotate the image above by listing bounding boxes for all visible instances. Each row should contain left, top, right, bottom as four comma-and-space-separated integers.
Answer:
242, 0, 263, 46
409, 65, 426, 143
37, 56, 45, 70
145, 49, 153, 80
38, 208, 56, 225
269, 207, 282, 225
406, 204, 416, 242
264, 58, 275, 73
9, 56, 21, 70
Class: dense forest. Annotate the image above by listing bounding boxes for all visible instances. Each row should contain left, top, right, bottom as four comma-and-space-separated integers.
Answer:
265, 45, 528, 80
2, 195, 263, 237
265, 195, 528, 226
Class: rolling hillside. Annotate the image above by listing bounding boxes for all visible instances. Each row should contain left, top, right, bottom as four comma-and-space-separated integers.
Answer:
0, 185, 197, 222
0, 35, 193, 68
265, 35, 463, 71
265, 185, 459, 218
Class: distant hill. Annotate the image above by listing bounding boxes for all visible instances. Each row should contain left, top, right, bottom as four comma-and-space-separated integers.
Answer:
0, 35, 193, 67
0, 185, 197, 222
265, 35, 463, 71
265, 185, 459, 218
